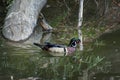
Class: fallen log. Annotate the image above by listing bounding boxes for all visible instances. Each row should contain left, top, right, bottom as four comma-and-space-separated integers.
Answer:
2, 0, 50, 41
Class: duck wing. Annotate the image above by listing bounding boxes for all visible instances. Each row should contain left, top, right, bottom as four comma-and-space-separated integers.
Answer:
44, 42, 65, 48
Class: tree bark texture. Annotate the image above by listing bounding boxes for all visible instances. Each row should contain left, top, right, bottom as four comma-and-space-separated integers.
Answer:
2, 0, 47, 41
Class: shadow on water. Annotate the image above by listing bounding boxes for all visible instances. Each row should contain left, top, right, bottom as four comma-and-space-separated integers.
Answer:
0, 28, 120, 80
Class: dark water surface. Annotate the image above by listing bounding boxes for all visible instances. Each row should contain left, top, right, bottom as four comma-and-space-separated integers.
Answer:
92, 29, 120, 80
0, 29, 120, 80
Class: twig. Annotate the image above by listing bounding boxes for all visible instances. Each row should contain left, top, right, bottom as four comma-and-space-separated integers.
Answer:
94, 0, 99, 8
63, 0, 71, 12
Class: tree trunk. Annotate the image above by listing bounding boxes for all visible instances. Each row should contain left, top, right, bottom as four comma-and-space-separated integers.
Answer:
78, 0, 84, 50
2, 0, 47, 41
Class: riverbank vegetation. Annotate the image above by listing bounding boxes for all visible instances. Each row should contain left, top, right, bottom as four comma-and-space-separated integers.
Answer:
0, 0, 120, 41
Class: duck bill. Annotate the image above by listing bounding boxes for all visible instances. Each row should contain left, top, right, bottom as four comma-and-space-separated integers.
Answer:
76, 39, 81, 44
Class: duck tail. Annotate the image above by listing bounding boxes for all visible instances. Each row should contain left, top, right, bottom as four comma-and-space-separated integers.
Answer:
33, 43, 44, 49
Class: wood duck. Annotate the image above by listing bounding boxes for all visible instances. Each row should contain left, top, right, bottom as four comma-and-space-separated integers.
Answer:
34, 38, 80, 56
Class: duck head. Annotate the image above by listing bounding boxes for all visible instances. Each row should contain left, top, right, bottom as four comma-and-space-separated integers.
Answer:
68, 38, 81, 47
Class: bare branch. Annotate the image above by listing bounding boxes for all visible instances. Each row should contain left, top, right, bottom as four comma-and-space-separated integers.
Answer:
77, 0, 84, 51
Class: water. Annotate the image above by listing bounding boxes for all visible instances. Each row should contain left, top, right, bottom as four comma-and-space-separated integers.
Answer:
92, 29, 120, 80
95, 29, 120, 72
0, 29, 120, 80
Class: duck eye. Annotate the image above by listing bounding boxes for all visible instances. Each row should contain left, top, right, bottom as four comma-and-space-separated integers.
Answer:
71, 41, 77, 47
